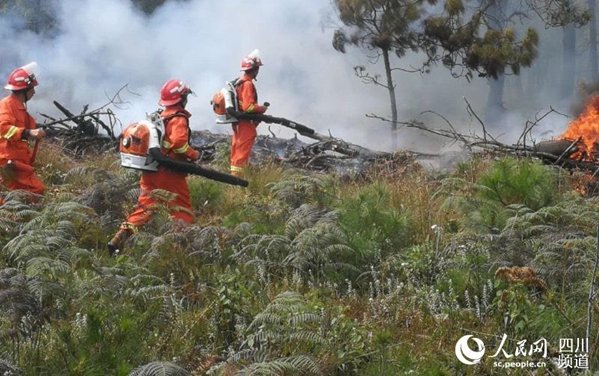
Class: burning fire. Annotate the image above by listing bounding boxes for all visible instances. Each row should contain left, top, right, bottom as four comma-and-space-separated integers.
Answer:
560, 96, 599, 160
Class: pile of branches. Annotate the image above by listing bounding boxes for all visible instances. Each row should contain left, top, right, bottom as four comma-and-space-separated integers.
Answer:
399, 98, 599, 172
191, 128, 429, 175
37, 87, 128, 157
35, 83, 425, 173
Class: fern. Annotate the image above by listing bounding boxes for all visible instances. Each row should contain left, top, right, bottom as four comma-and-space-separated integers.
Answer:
0, 268, 46, 343
129, 361, 189, 376
268, 171, 333, 208
75, 167, 139, 227
235, 355, 321, 376
237, 205, 359, 281
3, 200, 95, 282
0, 358, 21, 376
211, 292, 325, 375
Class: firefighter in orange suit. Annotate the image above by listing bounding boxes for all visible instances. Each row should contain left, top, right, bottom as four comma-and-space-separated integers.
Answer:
0, 62, 45, 197
230, 49, 268, 176
108, 79, 201, 255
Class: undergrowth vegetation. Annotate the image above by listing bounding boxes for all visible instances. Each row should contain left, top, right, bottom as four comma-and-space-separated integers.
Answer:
1, 145, 598, 375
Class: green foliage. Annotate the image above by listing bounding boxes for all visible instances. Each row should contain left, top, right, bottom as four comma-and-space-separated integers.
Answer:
2, 150, 599, 374
73, 167, 140, 228
238, 205, 360, 282
334, 0, 424, 56
444, 0, 464, 16
338, 183, 413, 260
210, 291, 369, 375
0, 358, 20, 376
497, 198, 599, 289
0, 0, 58, 34
477, 158, 558, 210
268, 171, 334, 208
222, 195, 289, 234
129, 361, 189, 376
439, 157, 561, 233
493, 283, 535, 336
334, 0, 540, 79
2, 199, 95, 286
187, 176, 224, 213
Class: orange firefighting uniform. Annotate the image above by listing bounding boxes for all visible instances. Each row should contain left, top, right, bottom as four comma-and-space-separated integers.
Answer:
121, 106, 200, 231
0, 94, 44, 195
230, 73, 267, 175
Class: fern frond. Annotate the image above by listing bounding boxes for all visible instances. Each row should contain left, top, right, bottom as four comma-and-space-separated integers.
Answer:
286, 331, 326, 345
128, 361, 189, 376
0, 357, 21, 376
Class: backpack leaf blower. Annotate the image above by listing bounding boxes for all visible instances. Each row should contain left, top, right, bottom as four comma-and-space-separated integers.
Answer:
119, 112, 248, 187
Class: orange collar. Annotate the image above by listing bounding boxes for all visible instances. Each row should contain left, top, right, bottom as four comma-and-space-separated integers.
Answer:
239, 73, 254, 83
6, 94, 26, 110
161, 106, 191, 119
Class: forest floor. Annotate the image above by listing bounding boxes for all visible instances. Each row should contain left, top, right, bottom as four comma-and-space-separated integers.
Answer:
0, 139, 598, 375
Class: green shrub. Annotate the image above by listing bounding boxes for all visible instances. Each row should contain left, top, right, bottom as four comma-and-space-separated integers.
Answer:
478, 157, 560, 210
187, 176, 225, 212
440, 158, 562, 233
338, 183, 413, 261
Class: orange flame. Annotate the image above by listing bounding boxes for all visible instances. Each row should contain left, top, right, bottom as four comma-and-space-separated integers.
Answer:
560, 96, 599, 160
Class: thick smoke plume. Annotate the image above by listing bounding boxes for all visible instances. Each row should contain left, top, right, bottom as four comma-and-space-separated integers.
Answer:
0, 0, 580, 152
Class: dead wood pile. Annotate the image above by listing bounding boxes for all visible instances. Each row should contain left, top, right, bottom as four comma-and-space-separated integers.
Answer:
190, 130, 427, 174
398, 101, 599, 173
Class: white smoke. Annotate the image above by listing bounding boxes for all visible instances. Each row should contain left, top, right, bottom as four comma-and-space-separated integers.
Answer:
0, 0, 576, 152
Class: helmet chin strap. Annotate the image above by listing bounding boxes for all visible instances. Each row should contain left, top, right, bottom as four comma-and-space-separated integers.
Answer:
14, 90, 29, 107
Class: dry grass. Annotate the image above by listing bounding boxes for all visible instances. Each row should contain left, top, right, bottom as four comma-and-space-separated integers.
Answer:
34, 141, 78, 174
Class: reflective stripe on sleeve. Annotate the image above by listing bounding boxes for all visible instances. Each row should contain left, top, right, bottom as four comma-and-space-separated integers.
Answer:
3, 126, 18, 139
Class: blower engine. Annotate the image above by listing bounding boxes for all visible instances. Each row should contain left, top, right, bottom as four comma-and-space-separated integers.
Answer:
120, 112, 164, 171
210, 81, 315, 138
211, 80, 240, 124
119, 112, 248, 187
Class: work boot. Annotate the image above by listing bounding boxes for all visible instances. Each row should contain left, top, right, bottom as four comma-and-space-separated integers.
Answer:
107, 229, 132, 256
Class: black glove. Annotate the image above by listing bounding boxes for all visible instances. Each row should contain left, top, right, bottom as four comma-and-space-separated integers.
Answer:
263, 102, 270, 107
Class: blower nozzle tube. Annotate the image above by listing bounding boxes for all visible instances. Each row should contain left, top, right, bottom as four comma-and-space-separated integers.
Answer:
149, 148, 249, 187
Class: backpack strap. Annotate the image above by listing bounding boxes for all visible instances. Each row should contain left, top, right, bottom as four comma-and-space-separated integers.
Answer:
230, 77, 243, 87
162, 112, 189, 123
162, 112, 192, 151
235, 76, 258, 110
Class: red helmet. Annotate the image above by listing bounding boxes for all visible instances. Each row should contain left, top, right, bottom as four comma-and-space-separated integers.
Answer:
241, 49, 263, 71
5, 62, 39, 91
159, 79, 192, 106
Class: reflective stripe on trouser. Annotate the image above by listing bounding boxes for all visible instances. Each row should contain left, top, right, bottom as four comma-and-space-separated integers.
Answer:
230, 121, 257, 172
119, 221, 138, 233
0, 159, 45, 195
123, 167, 194, 229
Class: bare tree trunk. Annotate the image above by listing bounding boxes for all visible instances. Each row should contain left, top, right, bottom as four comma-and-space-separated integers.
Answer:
483, 0, 506, 127
33, 0, 41, 33
382, 48, 398, 150
485, 76, 506, 126
589, 0, 599, 82
562, 23, 577, 99
512, 74, 525, 105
